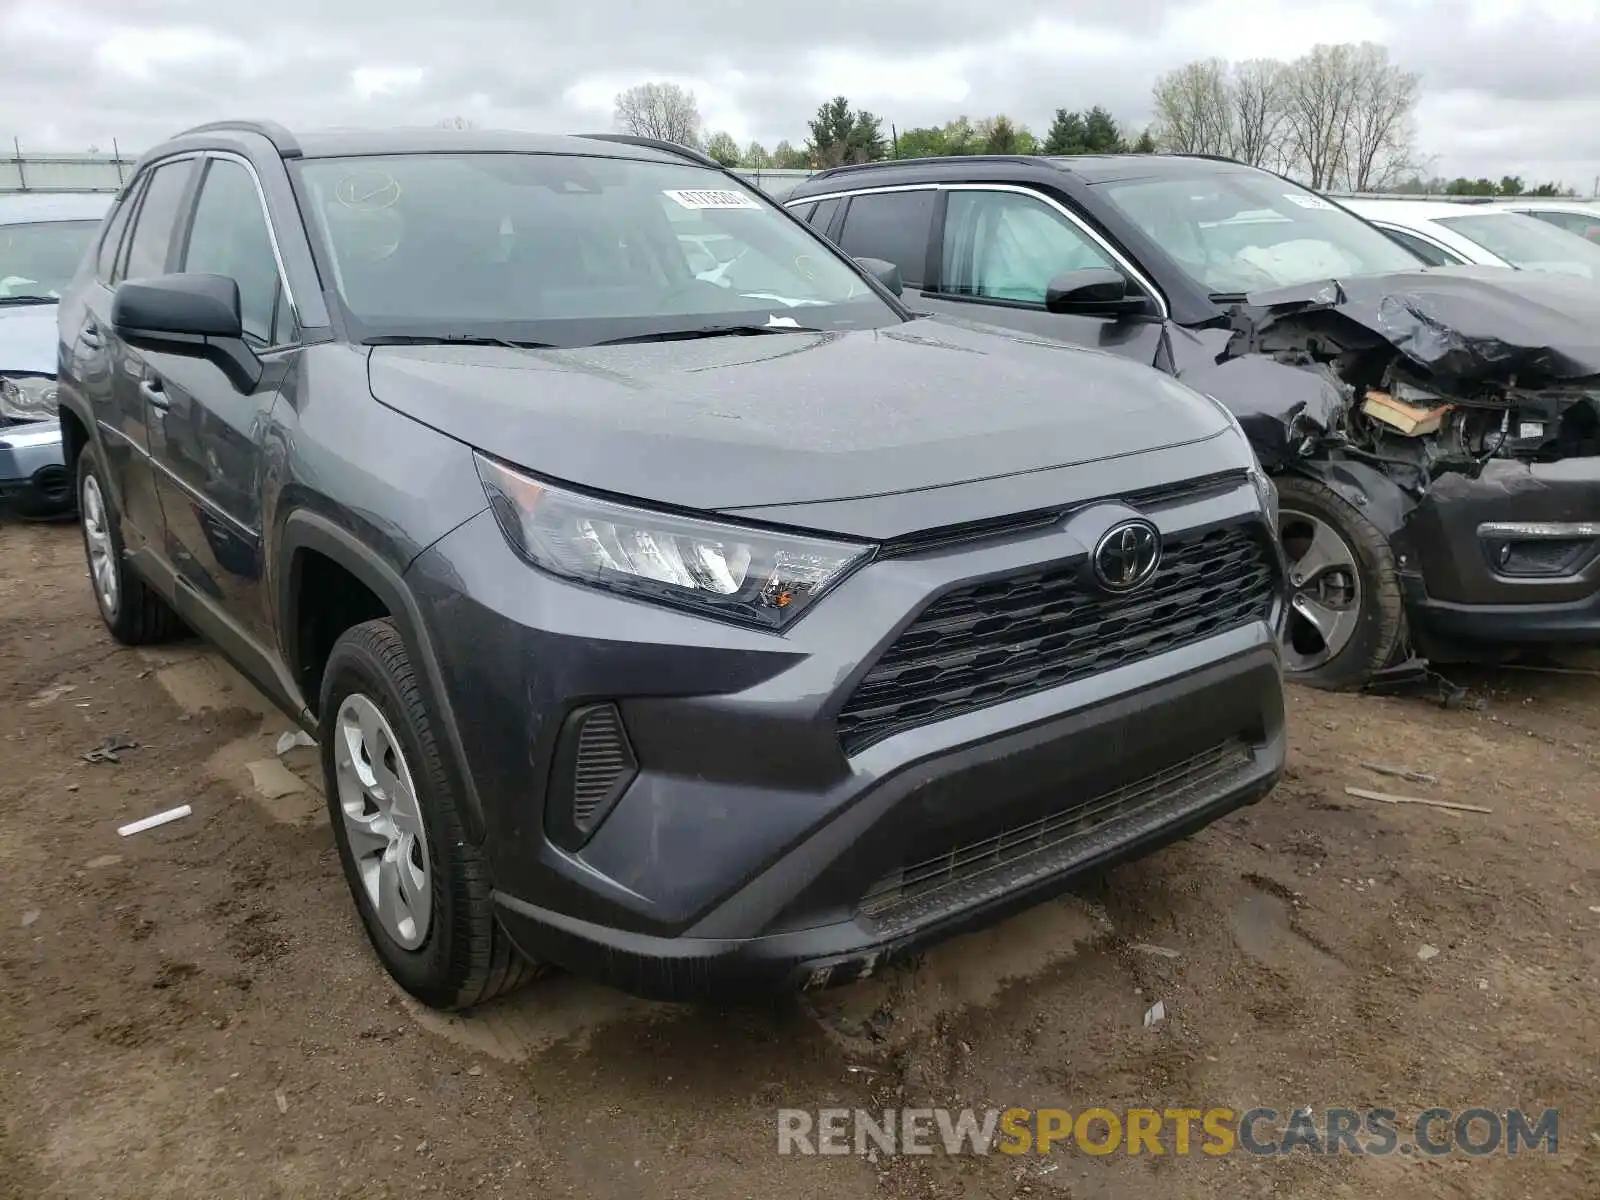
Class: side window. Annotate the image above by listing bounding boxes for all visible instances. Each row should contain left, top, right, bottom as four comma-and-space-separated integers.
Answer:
808, 197, 841, 236
95, 179, 143, 283
835, 190, 935, 287
1526, 210, 1600, 240
182, 159, 286, 346
122, 160, 197, 283
1378, 226, 1463, 267
792, 202, 818, 224
940, 190, 1120, 304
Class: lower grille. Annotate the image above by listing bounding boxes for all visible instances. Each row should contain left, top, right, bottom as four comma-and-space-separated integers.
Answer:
838, 523, 1276, 754
858, 739, 1255, 928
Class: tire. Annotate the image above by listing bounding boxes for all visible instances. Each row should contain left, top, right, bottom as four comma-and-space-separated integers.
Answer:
318, 618, 539, 1010
1275, 473, 1406, 690
76, 449, 186, 645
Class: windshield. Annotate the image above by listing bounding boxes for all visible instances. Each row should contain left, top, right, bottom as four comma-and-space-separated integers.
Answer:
1435, 212, 1600, 279
0, 220, 99, 301
295, 153, 899, 344
1096, 173, 1423, 295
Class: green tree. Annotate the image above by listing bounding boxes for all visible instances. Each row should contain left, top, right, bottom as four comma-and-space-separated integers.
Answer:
1528, 181, 1569, 197
895, 126, 948, 158
770, 140, 809, 169
1497, 175, 1525, 196
978, 114, 1031, 155
704, 131, 741, 167
1131, 127, 1158, 154
1042, 108, 1089, 154
806, 95, 888, 167
1082, 106, 1126, 153
742, 140, 771, 169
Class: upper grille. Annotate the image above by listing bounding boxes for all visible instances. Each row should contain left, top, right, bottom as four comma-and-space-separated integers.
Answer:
837, 523, 1277, 754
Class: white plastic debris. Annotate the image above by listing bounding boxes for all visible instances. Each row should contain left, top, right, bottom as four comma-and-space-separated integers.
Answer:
275, 730, 316, 756
274, 1090, 289, 1114
117, 805, 192, 837
21, 909, 40, 928
1143, 1000, 1167, 1028
1417, 944, 1440, 961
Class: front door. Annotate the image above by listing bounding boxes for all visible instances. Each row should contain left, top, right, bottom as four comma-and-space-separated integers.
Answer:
915, 187, 1168, 365
144, 155, 294, 650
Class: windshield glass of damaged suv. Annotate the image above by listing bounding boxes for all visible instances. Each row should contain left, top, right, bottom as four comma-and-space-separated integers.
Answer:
1100, 173, 1422, 295
297, 153, 898, 343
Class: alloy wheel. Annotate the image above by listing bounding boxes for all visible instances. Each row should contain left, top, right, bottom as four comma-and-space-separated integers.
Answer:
1278, 507, 1363, 672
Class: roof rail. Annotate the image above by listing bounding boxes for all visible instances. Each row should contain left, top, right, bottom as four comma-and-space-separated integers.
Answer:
813, 154, 1039, 181
576, 133, 722, 170
172, 120, 302, 158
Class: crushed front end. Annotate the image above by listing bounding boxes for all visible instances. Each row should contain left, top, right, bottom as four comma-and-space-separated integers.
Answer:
1206, 268, 1600, 654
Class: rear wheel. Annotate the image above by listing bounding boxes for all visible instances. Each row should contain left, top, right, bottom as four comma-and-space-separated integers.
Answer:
1275, 474, 1406, 690
76, 449, 185, 645
319, 618, 539, 1010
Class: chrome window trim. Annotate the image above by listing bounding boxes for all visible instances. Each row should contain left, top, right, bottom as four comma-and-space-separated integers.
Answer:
787, 181, 1169, 319
197, 150, 300, 342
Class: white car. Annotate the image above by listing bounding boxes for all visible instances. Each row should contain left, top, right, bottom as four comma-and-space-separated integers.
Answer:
1486, 199, 1600, 243
1340, 197, 1600, 279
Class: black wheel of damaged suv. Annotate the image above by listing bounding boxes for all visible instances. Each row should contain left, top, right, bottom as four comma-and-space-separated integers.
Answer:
319, 618, 540, 1010
1274, 474, 1406, 691
75, 449, 186, 645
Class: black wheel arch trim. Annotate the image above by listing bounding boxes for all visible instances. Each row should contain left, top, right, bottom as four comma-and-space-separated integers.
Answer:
1282, 458, 1417, 541
277, 509, 488, 844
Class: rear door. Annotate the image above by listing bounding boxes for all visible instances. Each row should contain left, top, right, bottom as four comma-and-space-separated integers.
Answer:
87, 157, 199, 554
145, 154, 294, 650
917, 186, 1167, 363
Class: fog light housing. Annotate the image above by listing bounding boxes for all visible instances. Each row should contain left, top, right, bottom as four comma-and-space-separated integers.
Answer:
1479, 522, 1600, 578
545, 702, 637, 851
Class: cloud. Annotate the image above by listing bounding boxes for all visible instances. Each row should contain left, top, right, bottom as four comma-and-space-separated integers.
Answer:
0, 0, 1595, 186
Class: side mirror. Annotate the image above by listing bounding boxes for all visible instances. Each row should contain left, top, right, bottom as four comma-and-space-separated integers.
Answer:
112, 274, 261, 392
1044, 267, 1151, 317
853, 256, 904, 297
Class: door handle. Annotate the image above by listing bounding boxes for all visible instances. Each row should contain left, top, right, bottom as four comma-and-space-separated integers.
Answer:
80, 322, 103, 349
139, 377, 170, 411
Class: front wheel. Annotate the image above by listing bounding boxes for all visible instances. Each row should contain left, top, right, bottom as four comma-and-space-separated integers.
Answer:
319, 618, 539, 1010
1274, 474, 1407, 690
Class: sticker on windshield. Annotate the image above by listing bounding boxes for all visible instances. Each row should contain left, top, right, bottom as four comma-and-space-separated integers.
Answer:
1282, 193, 1335, 210
664, 188, 761, 211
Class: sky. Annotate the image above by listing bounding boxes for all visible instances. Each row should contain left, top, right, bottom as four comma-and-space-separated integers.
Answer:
2, 0, 1598, 191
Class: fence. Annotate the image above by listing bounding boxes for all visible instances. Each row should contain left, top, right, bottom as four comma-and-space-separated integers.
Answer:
0, 148, 134, 193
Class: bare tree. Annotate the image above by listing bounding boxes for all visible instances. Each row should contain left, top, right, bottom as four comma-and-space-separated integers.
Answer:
1229, 59, 1287, 168
1150, 59, 1233, 155
1340, 43, 1420, 191
435, 116, 476, 130
1281, 44, 1363, 189
613, 82, 703, 149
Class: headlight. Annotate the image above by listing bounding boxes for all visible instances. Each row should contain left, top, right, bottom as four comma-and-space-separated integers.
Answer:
475, 453, 872, 630
1250, 466, 1279, 529
0, 375, 59, 421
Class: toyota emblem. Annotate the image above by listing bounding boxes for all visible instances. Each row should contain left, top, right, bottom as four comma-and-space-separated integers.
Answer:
1092, 519, 1161, 593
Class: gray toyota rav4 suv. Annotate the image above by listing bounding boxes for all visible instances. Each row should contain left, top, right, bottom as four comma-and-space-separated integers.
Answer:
56, 122, 1287, 1009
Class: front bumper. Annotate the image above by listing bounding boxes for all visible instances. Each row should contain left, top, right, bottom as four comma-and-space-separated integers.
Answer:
0, 420, 71, 517
406, 477, 1287, 1000
1400, 458, 1600, 646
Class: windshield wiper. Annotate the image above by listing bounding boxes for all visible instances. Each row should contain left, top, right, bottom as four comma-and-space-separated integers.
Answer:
592, 323, 822, 347
0, 295, 59, 307
362, 333, 557, 350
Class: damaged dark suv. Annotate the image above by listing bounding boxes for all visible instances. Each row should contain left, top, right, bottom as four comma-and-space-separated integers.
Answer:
788, 156, 1600, 688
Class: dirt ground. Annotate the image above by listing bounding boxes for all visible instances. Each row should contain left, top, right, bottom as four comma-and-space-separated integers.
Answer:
2, 517, 1598, 1200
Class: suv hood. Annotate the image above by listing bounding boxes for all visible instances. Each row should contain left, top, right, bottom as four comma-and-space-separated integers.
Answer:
0, 303, 60, 375
366, 317, 1232, 512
